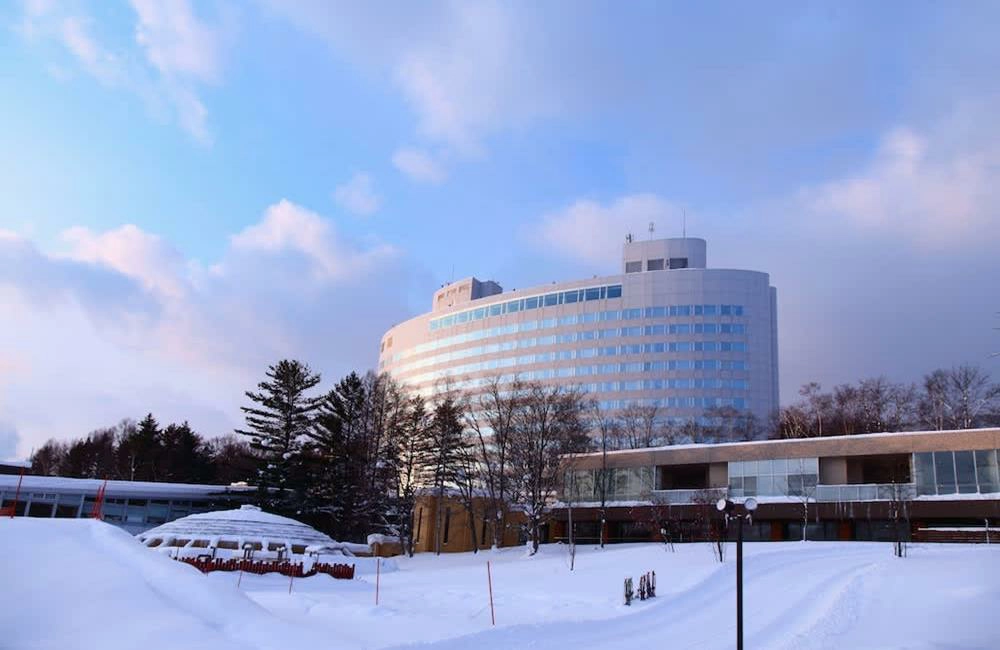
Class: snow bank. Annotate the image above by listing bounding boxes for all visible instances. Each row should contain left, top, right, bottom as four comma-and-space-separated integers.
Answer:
3, 518, 998, 650
0, 519, 325, 650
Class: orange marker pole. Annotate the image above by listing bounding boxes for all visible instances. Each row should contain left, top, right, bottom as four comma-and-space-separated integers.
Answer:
9, 468, 24, 518
487, 560, 496, 626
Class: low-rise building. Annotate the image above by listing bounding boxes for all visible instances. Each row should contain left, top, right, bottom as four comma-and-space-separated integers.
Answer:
0, 474, 256, 535
554, 427, 1000, 543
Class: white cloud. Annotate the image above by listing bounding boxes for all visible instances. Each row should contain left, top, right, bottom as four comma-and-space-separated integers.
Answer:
0, 200, 410, 457
392, 148, 447, 184
130, 0, 224, 83
333, 173, 382, 216
60, 224, 185, 298
230, 199, 393, 277
799, 105, 1000, 249
17, 0, 231, 144
531, 194, 683, 265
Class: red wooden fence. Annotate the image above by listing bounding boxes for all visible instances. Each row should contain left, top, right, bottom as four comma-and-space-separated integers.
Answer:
176, 556, 355, 579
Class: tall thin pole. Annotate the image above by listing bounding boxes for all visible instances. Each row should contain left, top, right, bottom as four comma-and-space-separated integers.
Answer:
486, 560, 496, 626
9, 468, 24, 518
737, 515, 744, 650
375, 557, 381, 605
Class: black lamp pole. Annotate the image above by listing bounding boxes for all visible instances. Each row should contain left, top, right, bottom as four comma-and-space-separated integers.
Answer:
717, 497, 757, 650
736, 513, 744, 650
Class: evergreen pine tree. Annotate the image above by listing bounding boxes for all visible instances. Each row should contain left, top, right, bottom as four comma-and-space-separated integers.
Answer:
423, 396, 466, 554
236, 360, 322, 512
117, 414, 162, 481
160, 422, 213, 483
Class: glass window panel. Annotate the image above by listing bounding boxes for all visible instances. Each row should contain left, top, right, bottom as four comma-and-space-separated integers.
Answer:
954, 451, 978, 493
729, 462, 742, 478
772, 476, 788, 495
524, 297, 539, 310
729, 478, 743, 491
563, 291, 579, 304
756, 475, 774, 495
742, 461, 757, 476
934, 452, 957, 494
742, 476, 757, 496
585, 287, 601, 301
756, 460, 773, 475
914, 452, 936, 495
606, 285, 622, 299
975, 450, 999, 493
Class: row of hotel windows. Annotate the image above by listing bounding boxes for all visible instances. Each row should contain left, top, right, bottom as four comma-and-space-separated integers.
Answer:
430, 283, 623, 331
597, 397, 748, 410
728, 458, 819, 498
400, 344, 748, 385
914, 449, 1000, 495
393, 306, 747, 362
428, 290, 745, 332
391, 324, 747, 374
411, 359, 749, 393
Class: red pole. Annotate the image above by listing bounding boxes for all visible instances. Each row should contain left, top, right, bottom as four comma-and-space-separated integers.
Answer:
375, 557, 381, 605
9, 468, 24, 518
487, 560, 496, 626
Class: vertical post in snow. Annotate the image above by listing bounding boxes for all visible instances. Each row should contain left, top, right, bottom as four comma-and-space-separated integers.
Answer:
288, 572, 294, 595
9, 468, 24, 518
375, 557, 381, 606
487, 560, 496, 626
737, 515, 744, 650
237, 569, 243, 589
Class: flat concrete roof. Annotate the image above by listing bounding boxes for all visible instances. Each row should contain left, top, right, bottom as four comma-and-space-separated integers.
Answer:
566, 428, 1000, 470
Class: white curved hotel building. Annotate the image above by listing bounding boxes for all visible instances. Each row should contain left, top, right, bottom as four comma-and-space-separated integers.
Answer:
378, 237, 778, 424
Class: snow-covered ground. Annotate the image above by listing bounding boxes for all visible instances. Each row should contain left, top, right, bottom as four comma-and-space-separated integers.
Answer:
3, 519, 998, 649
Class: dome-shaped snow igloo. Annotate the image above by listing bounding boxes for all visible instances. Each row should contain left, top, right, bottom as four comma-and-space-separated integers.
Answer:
137, 505, 358, 561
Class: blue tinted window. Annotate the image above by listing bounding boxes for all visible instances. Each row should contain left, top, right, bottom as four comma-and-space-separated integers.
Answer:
694, 305, 703, 315
489, 304, 502, 316
606, 285, 622, 298
543, 293, 559, 307
457, 311, 469, 323
721, 305, 732, 315
506, 300, 520, 313
524, 296, 539, 310
703, 305, 717, 316
563, 291, 579, 304
585, 287, 601, 301
734, 305, 744, 316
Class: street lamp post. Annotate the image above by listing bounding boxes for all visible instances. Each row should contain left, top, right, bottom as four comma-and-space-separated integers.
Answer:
717, 497, 758, 650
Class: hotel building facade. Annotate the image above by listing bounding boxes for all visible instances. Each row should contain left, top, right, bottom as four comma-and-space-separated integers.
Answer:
378, 237, 779, 425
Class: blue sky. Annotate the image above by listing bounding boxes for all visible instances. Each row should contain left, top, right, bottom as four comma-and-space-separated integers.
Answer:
2, 0, 999, 458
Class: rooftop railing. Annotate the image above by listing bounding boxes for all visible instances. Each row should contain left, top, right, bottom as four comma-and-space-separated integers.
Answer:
650, 487, 727, 505
815, 483, 916, 502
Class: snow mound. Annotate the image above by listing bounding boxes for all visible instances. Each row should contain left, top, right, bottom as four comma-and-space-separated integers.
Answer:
0, 518, 326, 650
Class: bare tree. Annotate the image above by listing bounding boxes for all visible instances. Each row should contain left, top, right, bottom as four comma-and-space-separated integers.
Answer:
619, 403, 660, 449
465, 376, 524, 550
799, 382, 832, 436
946, 365, 1000, 429
510, 383, 591, 555
589, 401, 619, 547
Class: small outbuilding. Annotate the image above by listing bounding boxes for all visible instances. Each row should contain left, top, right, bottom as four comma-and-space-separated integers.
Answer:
137, 504, 367, 560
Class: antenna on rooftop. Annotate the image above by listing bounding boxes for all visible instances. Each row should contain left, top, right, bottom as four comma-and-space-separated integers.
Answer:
648, 222, 655, 240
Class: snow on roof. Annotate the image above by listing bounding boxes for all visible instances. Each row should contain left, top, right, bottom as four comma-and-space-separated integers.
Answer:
0, 474, 256, 498
567, 426, 1000, 459
137, 505, 335, 548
